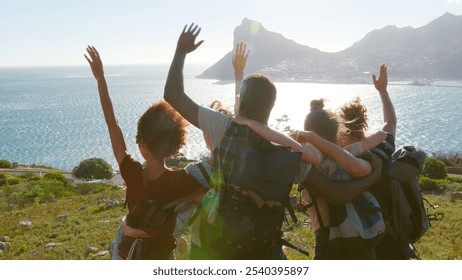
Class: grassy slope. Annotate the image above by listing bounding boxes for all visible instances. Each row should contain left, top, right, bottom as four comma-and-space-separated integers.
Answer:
1, 174, 461, 260
0, 189, 126, 260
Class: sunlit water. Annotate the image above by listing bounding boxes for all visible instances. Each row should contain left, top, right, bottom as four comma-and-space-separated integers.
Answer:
1, 65, 461, 170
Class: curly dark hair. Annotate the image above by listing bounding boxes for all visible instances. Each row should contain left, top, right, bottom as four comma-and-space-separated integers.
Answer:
339, 96, 368, 141
136, 100, 188, 160
304, 99, 338, 143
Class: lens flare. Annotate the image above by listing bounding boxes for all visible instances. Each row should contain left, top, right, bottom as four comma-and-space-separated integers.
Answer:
250, 21, 261, 35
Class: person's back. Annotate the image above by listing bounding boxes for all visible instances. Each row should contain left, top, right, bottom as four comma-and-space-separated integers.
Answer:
205, 122, 301, 259
164, 24, 294, 259
338, 64, 406, 259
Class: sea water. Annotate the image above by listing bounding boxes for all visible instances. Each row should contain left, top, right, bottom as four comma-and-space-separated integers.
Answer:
0, 65, 461, 170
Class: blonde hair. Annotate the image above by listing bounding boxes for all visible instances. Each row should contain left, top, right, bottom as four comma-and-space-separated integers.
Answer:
339, 96, 368, 141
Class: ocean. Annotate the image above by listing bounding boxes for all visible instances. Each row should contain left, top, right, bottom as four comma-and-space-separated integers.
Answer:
0, 65, 461, 171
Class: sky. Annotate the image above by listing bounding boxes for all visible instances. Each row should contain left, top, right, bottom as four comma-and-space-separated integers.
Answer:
1, 0, 462, 67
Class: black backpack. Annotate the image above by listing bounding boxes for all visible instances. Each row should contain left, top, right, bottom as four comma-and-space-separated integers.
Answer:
207, 122, 301, 259
372, 145, 430, 245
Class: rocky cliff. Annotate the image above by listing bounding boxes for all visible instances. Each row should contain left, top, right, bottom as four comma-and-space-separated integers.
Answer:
199, 13, 462, 82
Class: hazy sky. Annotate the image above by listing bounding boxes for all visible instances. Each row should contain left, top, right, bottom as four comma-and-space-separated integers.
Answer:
1, 0, 462, 67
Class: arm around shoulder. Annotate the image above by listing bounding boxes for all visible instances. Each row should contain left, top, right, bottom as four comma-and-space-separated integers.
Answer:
302, 153, 382, 206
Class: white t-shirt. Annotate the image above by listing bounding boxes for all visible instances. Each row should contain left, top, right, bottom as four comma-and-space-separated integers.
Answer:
198, 106, 231, 151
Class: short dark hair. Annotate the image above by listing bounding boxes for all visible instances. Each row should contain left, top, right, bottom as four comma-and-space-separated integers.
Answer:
136, 100, 188, 160
304, 99, 338, 143
238, 74, 276, 124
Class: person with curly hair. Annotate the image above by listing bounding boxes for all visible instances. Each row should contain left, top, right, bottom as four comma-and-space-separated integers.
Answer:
84, 46, 203, 259
339, 65, 405, 259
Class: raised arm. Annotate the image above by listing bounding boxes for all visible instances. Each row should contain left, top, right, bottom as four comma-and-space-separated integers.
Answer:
373, 64, 396, 137
164, 23, 204, 128
232, 42, 250, 115
232, 115, 322, 165
294, 130, 371, 177
84, 46, 128, 165
302, 153, 382, 206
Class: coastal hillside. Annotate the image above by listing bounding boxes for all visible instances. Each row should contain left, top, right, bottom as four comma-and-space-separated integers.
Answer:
199, 13, 462, 82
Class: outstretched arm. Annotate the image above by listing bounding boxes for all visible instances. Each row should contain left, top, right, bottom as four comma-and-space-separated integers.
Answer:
232, 115, 322, 165
294, 130, 371, 177
84, 46, 128, 165
232, 42, 250, 115
344, 130, 387, 155
373, 64, 396, 137
302, 153, 382, 206
164, 23, 204, 128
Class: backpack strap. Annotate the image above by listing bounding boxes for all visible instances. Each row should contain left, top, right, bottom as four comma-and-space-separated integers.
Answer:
286, 203, 298, 224
371, 146, 391, 164
197, 162, 212, 188
311, 194, 325, 228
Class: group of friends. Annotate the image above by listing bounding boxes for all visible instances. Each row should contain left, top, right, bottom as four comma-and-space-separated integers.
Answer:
84, 23, 406, 260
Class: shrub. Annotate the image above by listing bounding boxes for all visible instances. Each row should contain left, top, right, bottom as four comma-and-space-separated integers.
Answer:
7, 177, 20, 185
75, 182, 119, 195
431, 151, 461, 167
19, 173, 41, 181
0, 173, 6, 186
419, 176, 447, 192
447, 176, 462, 184
424, 157, 447, 179
72, 158, 114, 181
0, 160, 12, 169
44, 172, 67, 184
21, 180, 76, 204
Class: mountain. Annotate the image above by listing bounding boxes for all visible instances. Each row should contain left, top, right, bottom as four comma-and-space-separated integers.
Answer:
199, 13, 462, 82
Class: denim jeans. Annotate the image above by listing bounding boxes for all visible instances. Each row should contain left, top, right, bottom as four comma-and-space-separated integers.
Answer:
111, 224, 124, 260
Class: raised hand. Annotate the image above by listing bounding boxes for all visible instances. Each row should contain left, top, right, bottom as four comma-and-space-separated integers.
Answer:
232, 42, 250, 77
372, 64, 388, 92
84, 46, 104, 81
176, 23, 204, 54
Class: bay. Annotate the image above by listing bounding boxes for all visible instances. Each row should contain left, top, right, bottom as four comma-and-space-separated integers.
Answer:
0, 65, 461, 170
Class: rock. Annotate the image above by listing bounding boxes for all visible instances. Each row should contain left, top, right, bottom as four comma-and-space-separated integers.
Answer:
0, 249, 3, 256
79, 205, 88, 211
45, 243, 61, 250
18, 221, 33, 228
92, 251, 109, 259
105, 199, 119, 208
450, 192, 462, 201
54, 214, 68, 222
120, 197, 126, 205
0, 236, 9, 242
201, 14, 462, 82
0, 242, 10, 250
84, 246, 98, 256
100, 220, 109, 224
